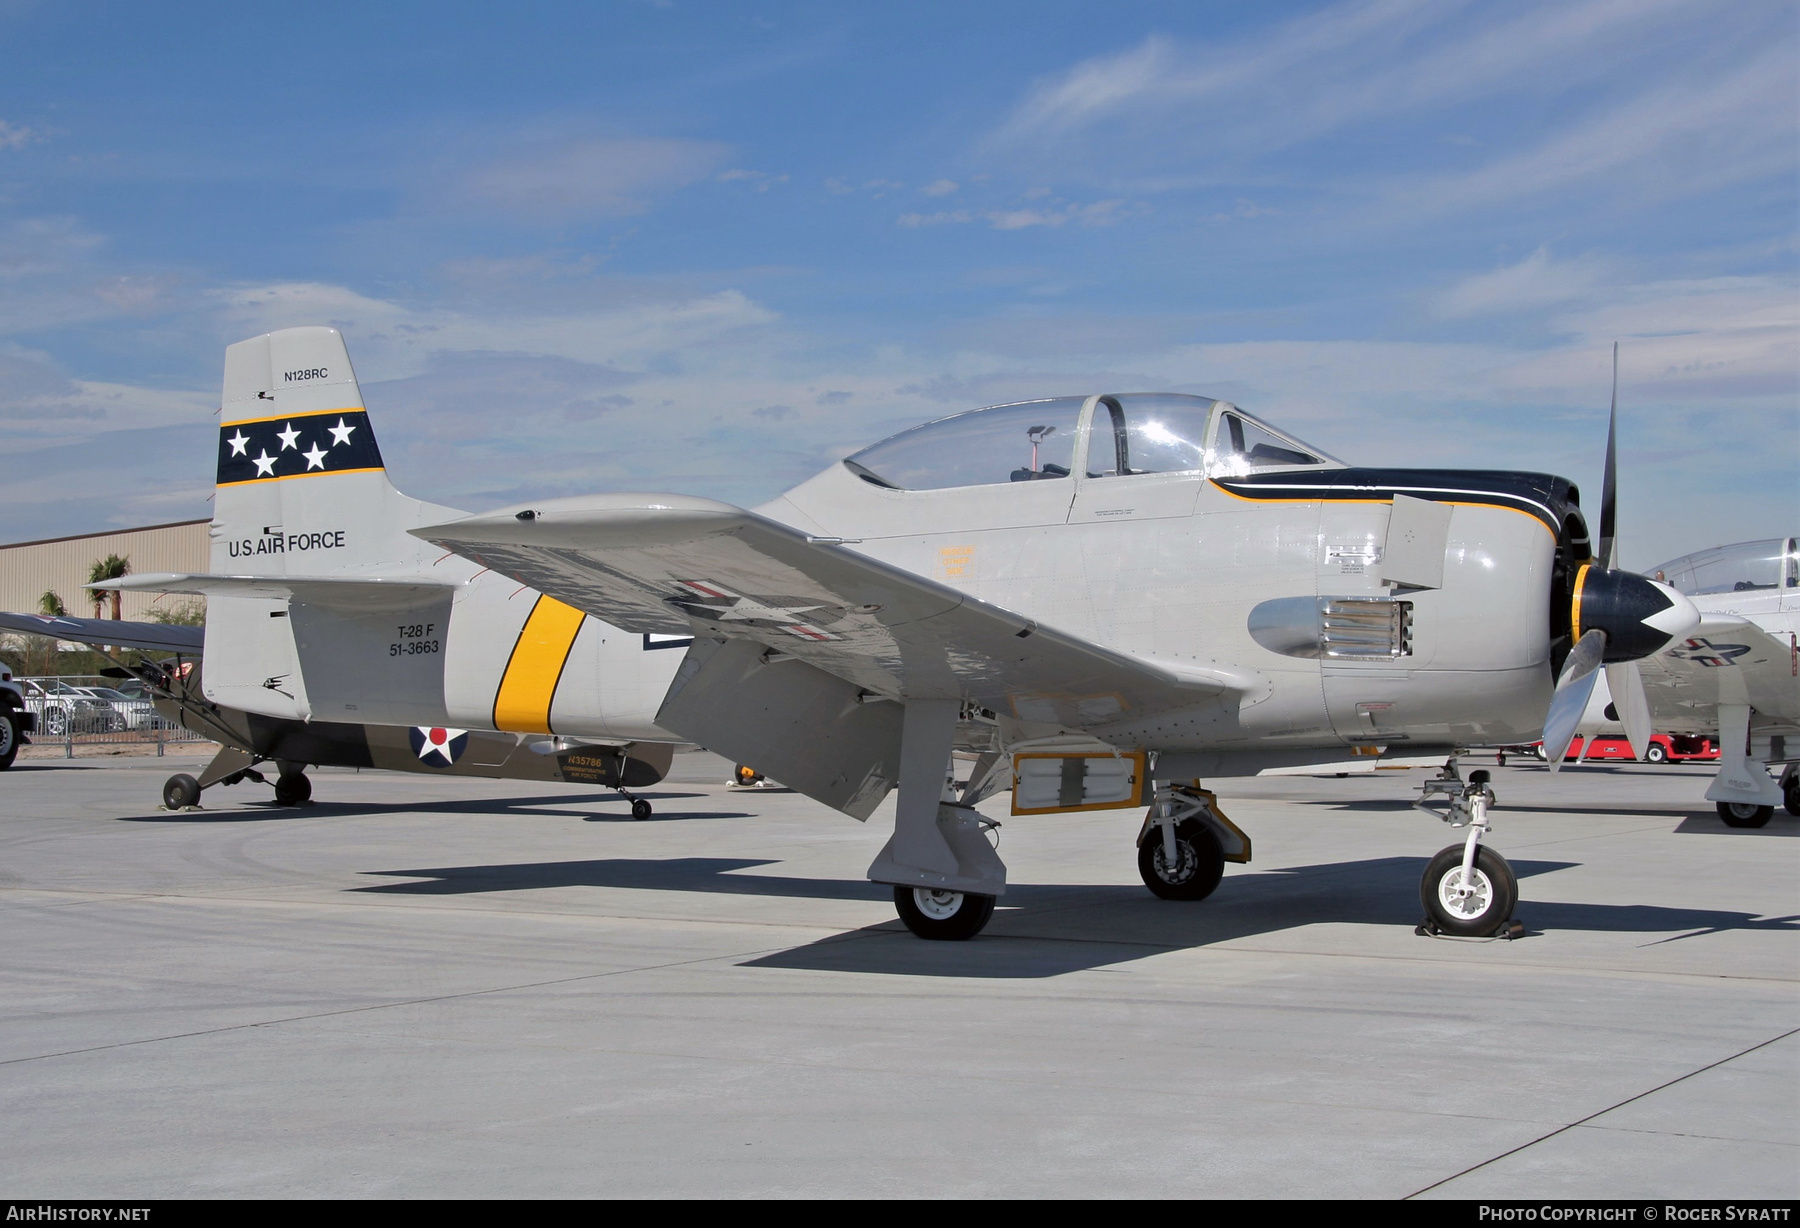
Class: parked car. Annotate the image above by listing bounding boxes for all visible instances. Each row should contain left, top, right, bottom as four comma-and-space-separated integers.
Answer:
1529, 734, 1717, 764
22, 680, 125, 735
77, 686, 166, 731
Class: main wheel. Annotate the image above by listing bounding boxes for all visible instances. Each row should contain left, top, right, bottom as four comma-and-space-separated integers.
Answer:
1784, 781, 1800, 818
1137, 819, 1225, 901
1421, 844, 1518, 936
273, 773, 312, 806
162, 773, 201, 810
1643, 742, 1668, 764
631, 798, 653, 820
0, 712, 18, 771
893, 886, 996, 940
1717, 801, 1773, 828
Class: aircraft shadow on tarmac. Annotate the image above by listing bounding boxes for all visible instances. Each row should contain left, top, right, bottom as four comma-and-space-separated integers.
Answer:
351, 853, 1799, 978
116, 791, 751, 824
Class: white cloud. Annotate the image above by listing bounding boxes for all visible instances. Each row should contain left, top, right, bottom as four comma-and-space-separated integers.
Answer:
448, 135, 728, 220
1435, 248, 1609, 318
0, 120, 38, 152
922, 179, 959, 196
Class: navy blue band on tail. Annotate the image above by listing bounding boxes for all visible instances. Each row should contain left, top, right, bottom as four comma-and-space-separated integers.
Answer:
217, 409, 383, 485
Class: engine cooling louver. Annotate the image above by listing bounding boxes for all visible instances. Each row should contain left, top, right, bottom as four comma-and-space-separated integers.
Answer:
1320, 598, 1413, 658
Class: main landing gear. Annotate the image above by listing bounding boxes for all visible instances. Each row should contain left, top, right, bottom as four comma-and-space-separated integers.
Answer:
161, 747, 313, 811
1136, 784, 1245, 900
1413, 765, 1519, 937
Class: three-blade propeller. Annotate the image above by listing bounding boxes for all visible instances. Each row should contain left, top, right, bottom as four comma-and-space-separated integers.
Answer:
1542, 344, 1698, 770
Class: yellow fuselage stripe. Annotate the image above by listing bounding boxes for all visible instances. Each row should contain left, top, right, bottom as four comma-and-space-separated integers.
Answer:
492, 595, 587, 733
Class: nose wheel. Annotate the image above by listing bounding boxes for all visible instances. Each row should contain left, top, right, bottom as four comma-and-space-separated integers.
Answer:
1420, 843, 1518, 936
1414, 765, 1519, 937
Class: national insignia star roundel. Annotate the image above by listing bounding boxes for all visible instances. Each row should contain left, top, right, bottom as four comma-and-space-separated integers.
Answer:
409, 726, 469, 767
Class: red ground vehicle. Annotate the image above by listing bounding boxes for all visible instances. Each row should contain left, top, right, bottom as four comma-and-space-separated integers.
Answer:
1529, 734, 1717, 764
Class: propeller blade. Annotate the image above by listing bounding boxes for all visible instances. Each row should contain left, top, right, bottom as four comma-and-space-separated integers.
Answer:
1605, 660, 1654, 763
1544, 629, 1608, 771
1598, 342, 1619, 570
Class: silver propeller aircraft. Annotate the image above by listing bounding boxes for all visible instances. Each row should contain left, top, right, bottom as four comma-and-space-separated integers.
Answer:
1623, 537, 1798, 826
95, 326, 1707, 940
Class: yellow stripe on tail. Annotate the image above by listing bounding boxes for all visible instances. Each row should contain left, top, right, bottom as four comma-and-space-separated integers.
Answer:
493, 595, 586, 733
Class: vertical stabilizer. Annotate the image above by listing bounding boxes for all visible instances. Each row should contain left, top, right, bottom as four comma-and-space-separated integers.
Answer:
214, 326, 438, 575
205, 327, 462, 724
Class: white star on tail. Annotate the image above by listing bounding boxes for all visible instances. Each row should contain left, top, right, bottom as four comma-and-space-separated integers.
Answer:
276, 422, 301, 450
302, 442, 328, 470
252, 450, 277, 476
328, 417, 356, 447
226, 430, 249, 456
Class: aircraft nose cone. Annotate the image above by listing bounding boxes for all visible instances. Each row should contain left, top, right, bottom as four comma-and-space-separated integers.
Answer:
1575, 568, 1701, 662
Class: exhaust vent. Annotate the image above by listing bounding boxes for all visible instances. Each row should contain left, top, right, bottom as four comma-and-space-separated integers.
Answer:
1321, 598, 1413, 659
1249, 595, 1413, 660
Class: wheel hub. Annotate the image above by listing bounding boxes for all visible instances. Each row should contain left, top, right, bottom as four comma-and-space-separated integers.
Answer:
1152, 839, 1197, 885
1437, 867, 1493, 919
912, 888, 964, 920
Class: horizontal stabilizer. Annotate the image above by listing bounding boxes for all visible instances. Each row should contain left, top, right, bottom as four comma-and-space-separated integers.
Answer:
0, 612, 205, 654
99, 572, 455, 611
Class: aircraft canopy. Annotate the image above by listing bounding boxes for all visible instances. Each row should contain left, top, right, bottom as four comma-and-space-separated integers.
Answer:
842, 393, 1336, 492
1648, 537, 1799, 596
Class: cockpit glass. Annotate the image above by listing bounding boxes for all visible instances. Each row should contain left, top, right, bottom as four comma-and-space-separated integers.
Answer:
1214, 412, 1324, 473
1648, 538, 1798, 595
844, 398, 1085, 490
1088, 395, 1217, 476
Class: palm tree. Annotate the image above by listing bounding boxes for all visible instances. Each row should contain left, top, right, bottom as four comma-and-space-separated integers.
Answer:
38, 591, 66, 618
86, 554, 131, 620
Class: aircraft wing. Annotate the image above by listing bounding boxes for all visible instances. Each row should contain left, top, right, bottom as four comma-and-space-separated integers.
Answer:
0, 612, 205, 654
1637, 615, 1800, 731
414, 493, 1256, 727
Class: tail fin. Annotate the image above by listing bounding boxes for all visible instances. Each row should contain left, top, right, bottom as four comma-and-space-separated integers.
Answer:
204, 328, 461, 726
214, 327, 445, 575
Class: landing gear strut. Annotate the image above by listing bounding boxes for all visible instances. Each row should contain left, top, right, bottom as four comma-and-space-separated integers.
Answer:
1136, 784, 1248, 901
616, 784, 652, 820
1413, 765, 1518, 937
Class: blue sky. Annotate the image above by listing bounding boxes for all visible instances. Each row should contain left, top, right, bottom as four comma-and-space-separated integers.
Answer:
0, 0, 1793, 567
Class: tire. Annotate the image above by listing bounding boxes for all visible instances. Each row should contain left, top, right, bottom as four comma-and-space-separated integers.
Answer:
1717, 801, 1773, 829
1420, 844, 1518, 937
1643, 743, 1668, 764
0, 712, 18, 770
631, 798, 653, 821
1137, 818, 1226, 901
273, 773, 312, 806
44, 707, 67, 737
1785, 782, 1800, 819
893, 886, 996, 940
1533, 743, 1548, 761
163, 774, 201, 810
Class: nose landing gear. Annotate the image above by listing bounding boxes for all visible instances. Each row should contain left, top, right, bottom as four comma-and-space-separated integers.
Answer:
1414, 765, 1520, 937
